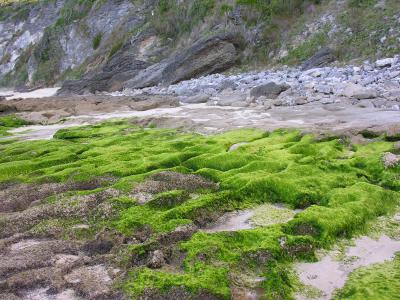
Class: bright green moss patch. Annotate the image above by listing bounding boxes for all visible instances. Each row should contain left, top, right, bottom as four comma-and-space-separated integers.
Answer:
0, 115, 29, 137
285, 183, 399, 244
125, 265, 231, 298
114, 203, 194, 235
335, 255, 400, 300
1, 120, 400, 298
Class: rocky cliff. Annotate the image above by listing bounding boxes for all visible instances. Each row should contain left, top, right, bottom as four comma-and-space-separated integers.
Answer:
0, 0, 399, 93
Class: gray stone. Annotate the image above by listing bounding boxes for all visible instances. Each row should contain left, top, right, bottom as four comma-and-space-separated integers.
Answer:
294, 97, 308, 105
250, 82, 290, 99
376, 58, 395, 68
272, 99, 283, 106
228, 142, 249, 152
360, 76, 376, 86
314, 84, 333, 94
382, 152, 400, 168
381, 89, 400, 102
147, 250, 165, 269
181, 94, 209, 104
214, 88, 248, 106
303, 69, 323, 77
219, 79, 238, 91
389, 71, 400, 79
343, 83, 378, 99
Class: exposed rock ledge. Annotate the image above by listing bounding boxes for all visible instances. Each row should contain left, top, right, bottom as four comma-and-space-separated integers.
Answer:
57, 33, 243, 96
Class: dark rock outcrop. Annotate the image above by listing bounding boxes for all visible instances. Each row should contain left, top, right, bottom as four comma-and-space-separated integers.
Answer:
124, 33, 243, 89
301, 47, 335, 70
57, 33, 242, 95
57, 58, 150, 96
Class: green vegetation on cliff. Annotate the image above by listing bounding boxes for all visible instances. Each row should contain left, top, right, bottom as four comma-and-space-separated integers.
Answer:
0, 119, 399, 298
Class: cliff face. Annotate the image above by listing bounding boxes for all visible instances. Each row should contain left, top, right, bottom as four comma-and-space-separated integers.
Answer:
0, 0, 63, 81
0, 0, 399, 91
0, 0, 148, 88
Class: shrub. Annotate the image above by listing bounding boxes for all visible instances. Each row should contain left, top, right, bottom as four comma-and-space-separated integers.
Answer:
92, 32, 103, 50
109, 41, 123, 58
348, 0, 376, 7
151, 0, 216, 39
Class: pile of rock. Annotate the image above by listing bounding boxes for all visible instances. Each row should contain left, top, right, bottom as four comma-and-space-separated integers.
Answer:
115, 55, 400, 111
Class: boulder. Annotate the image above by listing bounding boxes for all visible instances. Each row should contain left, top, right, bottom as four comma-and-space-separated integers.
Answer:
250, 82, 290, 99
147, 250, 165, 269
219, 79, 238, 91
383, 89, 400, 101
214, 88, 248, 106
124, 33, 243, 89
382, 152, 400, 168
343, 83, 378, 99
376, 58, 395, 68
294, 97, 309, 105
314, 84, 333, 94
301, 48, 335, 71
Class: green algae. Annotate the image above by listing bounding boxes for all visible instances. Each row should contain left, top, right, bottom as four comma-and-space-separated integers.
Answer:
1, 120, 399, 299
0, 114, 29, 137
148, 190, 190, 209
251, 203, 297, 227
368, 208, 400, 240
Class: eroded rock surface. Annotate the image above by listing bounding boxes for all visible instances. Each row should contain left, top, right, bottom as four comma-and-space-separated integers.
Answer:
131, 171, 218, 204
123, 33, 243, 90
0, 178, 113, 213
0, 182, 125, 300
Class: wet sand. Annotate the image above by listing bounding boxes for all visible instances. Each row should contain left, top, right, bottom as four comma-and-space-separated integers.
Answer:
296, 235, 400, 299
3, 100, 400, 141
0, 88, 60, 100
203, 203, 300, 233
203, 210, 255, 232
